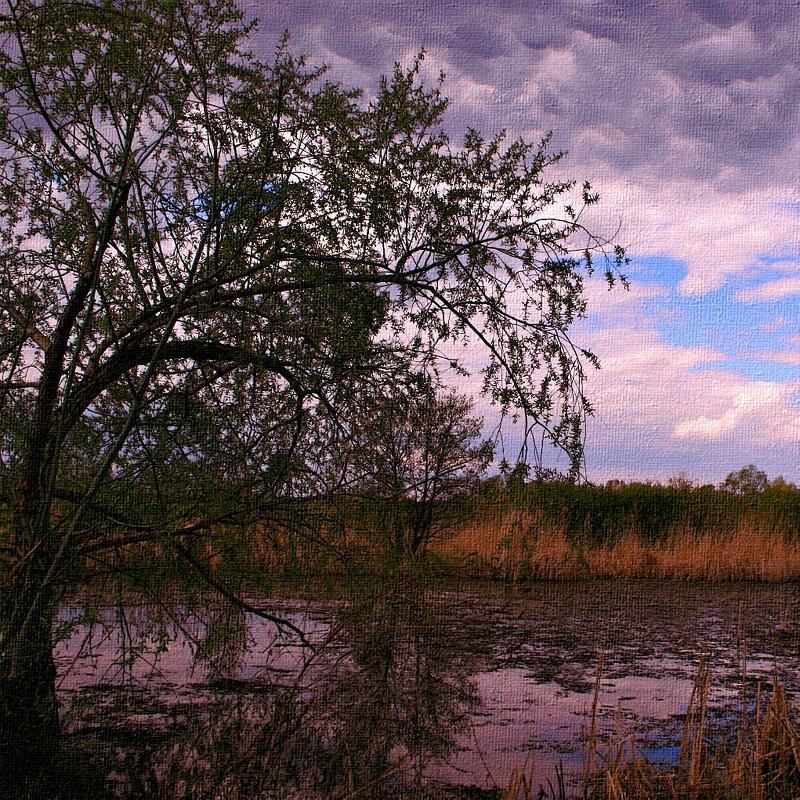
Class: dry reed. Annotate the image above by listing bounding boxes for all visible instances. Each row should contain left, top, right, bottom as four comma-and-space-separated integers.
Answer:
435, 511, 800, 582
510, 659, 800, 800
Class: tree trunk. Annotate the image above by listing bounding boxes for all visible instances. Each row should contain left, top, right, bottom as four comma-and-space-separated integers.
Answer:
0, 557, 60, 794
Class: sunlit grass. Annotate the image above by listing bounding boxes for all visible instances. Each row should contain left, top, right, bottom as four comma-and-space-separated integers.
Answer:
435, 509, 800, 582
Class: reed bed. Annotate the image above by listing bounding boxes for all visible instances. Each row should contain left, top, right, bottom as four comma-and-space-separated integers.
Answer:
587, 668, 800, 799
94, 480, 800, 583
435, 509, 800, 582
502, 659, 800, 800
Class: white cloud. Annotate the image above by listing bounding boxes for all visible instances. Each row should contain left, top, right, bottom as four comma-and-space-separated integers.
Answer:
673, 410, 739, 439
736, 276, 800, 302
579, 321, 800, 480
588, 179, 800, 296
757, 315, 791, 332
673, 381, 786, 440
746, 349, 800, 366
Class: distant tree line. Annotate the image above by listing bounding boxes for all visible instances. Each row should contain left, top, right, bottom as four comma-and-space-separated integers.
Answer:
469, 463, 800, 549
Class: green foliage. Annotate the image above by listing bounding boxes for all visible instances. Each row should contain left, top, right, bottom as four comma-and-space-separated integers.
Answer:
720, 464, 769, 495
497, 476, 800, 548
0, 0, 624, 777
0, 0, 623, 576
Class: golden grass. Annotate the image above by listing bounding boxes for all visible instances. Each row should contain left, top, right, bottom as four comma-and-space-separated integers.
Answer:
591, 525, 800, 581
431, 511, 800, 582
107, 503, 800, 583
585, 668, 800, 800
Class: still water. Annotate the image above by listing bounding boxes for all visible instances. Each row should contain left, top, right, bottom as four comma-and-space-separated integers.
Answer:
55, 580, 800, 798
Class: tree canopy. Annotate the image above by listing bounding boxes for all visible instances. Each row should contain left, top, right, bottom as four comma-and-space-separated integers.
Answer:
343, 385, 494, 557
0, 0, 624, 787
720, 465, 769, 495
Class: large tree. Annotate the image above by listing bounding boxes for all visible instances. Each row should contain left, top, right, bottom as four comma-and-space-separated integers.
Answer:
720, 465, 769, 495
0, 0, 624, 787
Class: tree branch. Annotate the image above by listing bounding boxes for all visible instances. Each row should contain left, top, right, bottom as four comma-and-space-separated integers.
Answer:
1, 302, 52, 351
63, 337, 307, 432
172, 540, 315, 649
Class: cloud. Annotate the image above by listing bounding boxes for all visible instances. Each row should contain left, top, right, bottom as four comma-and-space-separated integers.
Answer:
242, 0, 800, 482
248, 0, 800, 298
590, 181, 800, 295
672, 381, 786, 440
249, 1, 800, 180
673, 409, 739, 439
579, 321, 800, 480
746, 350, 800, 366
736, 277, 800, 302
757, 316, 792, 332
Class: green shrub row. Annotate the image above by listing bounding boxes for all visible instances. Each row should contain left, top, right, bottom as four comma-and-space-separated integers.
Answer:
471, 479, 800, 547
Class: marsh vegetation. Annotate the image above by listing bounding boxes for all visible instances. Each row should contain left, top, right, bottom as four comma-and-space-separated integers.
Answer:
436, 475, 800, 582
1, 2, 798, 798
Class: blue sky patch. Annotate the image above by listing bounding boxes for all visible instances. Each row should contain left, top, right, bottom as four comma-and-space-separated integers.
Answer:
630, 257, 800, 383
624, 254, 687, 288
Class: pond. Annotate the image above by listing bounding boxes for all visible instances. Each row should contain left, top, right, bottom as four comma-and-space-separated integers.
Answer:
55, 579, 800, 798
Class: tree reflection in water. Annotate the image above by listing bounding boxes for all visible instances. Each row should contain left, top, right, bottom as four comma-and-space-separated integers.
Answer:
61, 583, 481, 799
317, 587, 479, 796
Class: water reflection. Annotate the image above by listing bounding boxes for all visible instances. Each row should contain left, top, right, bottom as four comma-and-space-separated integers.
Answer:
59, 582, 483, 798
56, 579, 800, 798
319, 588, 479, 796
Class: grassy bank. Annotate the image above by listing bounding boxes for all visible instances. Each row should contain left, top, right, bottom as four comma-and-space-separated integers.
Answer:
83, 478, 800, 585
434, 511, 800, 581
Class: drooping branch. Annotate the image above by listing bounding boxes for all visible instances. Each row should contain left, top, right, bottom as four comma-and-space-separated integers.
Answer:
172, 540, 315, 649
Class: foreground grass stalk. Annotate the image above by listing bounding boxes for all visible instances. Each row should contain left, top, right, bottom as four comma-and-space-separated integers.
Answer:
528, 663, 800, 800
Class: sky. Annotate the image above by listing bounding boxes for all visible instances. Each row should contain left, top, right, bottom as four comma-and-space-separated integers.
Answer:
244, 0, 800, 486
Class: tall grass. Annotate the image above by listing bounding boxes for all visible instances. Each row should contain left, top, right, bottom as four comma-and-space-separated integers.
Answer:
434, 487, 800, 582
588, 668, 800, 799
86, 478, 800, 583
503, 660, 800, 800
